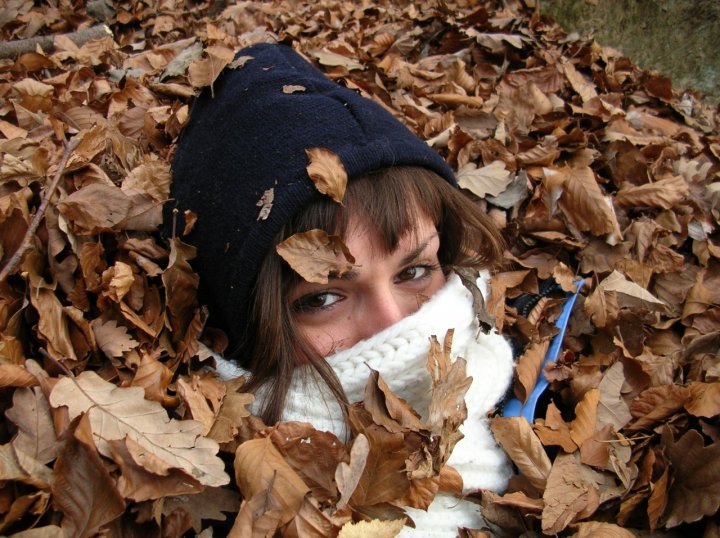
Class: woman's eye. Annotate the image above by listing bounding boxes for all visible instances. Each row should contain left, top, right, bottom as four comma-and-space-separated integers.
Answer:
396, 265, 429, 283
294, 292, 341, 312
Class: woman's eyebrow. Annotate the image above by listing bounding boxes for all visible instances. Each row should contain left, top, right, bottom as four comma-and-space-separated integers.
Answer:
400, 233, 439, 266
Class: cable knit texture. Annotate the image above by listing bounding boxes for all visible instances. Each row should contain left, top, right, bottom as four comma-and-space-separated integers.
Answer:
213, 272, 515, 536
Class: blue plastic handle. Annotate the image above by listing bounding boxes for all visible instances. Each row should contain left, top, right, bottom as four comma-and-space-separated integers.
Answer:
502, 279, 584, 422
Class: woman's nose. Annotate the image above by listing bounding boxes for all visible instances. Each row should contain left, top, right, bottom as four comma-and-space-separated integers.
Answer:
358, 291, 408, 339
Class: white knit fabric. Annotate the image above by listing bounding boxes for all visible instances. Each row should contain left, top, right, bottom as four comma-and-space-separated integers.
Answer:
213, 272, 515, 536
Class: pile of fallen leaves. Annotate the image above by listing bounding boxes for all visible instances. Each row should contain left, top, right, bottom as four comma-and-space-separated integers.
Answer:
0, 0, 718, 536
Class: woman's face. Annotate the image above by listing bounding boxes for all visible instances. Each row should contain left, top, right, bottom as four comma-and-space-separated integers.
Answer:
288, 214, 447, 357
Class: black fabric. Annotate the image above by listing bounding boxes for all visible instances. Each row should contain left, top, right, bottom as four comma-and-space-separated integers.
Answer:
167, 43, 455, 351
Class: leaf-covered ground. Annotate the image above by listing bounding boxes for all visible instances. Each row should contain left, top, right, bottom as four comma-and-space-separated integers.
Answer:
0, 0, 718, 536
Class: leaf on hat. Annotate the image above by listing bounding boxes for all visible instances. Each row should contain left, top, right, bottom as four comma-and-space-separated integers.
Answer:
276, 229, 355, 284
305, 147, 347, 204
283, 84, 306, 94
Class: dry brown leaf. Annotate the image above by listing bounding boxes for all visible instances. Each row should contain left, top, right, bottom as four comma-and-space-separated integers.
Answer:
514, 338, 550, 404
456, 160, 513, 198
90, 318, 138, 359
491, 416, 552, 492
51, 414, 126, 538
5, 387, 58, 465
305, 147, 348, 204
234, 437, 310, 528
336, 433, 369, 509
364, 368, 425, 434
347, 408, 411, 507
338, 518, 406, 538
534, 402, 577, 453
268, 421, 347, 501
685, 382, 720, 418
187, 44, 235, 91
276, 229, 355, 284
570, 389, 600, 449
163, 486, 240, 533
107, 437, 203, 501
542, 453, 600, 535
597, 361, 633, 432
615, 175, 689, 209
49, 370, 229, 487
571, 521, 636, 537
558, 166, 623, 241
0, 364, 39, 388
663, 427, 720, 527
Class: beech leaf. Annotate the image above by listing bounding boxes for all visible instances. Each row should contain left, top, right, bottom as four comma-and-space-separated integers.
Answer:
305, 147, 348, 204
234, 437, 310, 528
48, 370, 229, 487
276, 229, 355, 284
491, 416, 552, 492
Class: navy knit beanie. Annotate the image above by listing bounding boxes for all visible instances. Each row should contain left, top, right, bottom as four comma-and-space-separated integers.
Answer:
169, 43, 456, 352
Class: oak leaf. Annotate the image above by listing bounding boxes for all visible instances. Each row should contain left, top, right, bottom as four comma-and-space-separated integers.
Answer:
276, 229, 355, 284
49, 370, 229, 487
305, 147, 347, 204
90, 318, 138, 359
663, 427, 720, 527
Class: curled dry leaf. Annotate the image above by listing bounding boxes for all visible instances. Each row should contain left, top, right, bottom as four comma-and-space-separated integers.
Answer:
276, 229, 355, 284
514, 338, 550, 404
49, 370, 229, 487
305, 147, 348, 204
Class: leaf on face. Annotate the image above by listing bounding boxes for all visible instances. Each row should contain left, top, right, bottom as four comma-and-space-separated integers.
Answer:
305, 147, 347, 204
336, 433, 370, 509
491, 416, 552, 493
49, 370, 229, 487
51, 414, 126, 538
276, 229, 355, 284
233, 437, 310, 528
662, 427, 720, 527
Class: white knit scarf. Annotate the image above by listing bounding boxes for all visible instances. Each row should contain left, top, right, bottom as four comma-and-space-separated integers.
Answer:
213, 272, 515, 535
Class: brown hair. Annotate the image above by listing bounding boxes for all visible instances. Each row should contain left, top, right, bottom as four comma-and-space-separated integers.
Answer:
238, 166, 504, 425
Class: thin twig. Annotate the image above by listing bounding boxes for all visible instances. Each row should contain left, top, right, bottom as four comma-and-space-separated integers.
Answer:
0, 138, 81, 283
0, 25, 112, 60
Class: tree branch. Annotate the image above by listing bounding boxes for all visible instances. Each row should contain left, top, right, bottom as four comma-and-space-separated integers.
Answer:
0, 25, 112, 60
0, 138, 81, 283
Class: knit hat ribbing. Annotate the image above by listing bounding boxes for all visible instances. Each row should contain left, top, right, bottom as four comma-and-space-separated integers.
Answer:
169, 43, 456, 350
